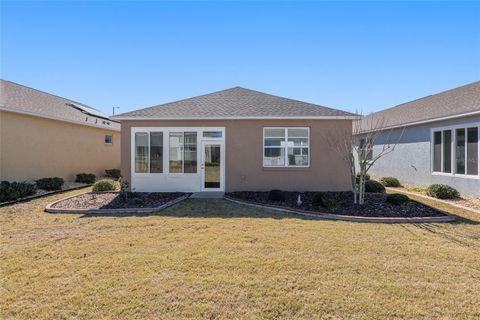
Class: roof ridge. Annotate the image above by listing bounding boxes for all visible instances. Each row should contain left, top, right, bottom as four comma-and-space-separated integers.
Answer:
232, 86, 356, 115
0, 79, 105, 114
116, 86, 242, 116
366, 80, 480, 117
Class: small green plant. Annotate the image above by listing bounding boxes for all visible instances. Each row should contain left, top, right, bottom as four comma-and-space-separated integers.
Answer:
312, 192, 336, 209
133, 197, 143, 205
0, 181, 37, 202
355, 173, 370, 185
75, 173, 96, 184
92, 179, 119, 192
385, 193, 409, 205
379, 177, 400, 187
105, 169, 121, 180
36, 177, 64, 191
364, 180, 386, 193
268, 189, 285, 201
426, 184, 459, 199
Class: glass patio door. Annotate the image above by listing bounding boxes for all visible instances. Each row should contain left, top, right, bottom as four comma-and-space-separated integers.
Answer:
201, 141, 223, 191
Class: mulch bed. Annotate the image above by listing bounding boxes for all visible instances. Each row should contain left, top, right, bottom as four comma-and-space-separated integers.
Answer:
226, 191, 447, 218
51, 192, 186, 210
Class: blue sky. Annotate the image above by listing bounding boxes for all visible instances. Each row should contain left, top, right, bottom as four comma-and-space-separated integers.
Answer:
1, 1, 479, 116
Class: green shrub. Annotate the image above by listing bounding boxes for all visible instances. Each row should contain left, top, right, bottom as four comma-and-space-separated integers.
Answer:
133, 197, 143, 205
75, 173, 96, 184
364, 180, 386, 193
268, 189, 285, 201
0, 181, 37, 202
355, 173, 370, 185
92, 179, 119, 192
36, 177, 64, 191
105, 169, 121, 179
379, 177, 400, 187
312, 192, 336, 209
426, 184, 459, 199
386, 193, 409, 205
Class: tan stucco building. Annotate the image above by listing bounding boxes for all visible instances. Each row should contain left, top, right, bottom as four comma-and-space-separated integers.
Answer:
112, 87, 356, 193
0, 80, 120, 182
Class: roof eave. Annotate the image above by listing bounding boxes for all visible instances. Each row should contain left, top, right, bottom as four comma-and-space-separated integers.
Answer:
356, 109, 480, 134
0, 105, 121, 132
110, 115, 360, 121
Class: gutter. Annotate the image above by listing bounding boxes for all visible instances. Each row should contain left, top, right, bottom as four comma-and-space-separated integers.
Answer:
0, 106, 121, 132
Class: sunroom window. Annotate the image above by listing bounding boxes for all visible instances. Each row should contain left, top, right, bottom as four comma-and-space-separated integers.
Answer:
135, 132, 149, 173
169, 132, 197, 173
263, 128, 309, 167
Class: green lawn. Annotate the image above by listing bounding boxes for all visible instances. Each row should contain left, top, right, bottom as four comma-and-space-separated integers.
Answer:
1, 188, 480, 319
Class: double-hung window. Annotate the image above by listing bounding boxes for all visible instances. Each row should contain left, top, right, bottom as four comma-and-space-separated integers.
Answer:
169, 132, 197, 173
432, 126, 478, 176
263, 128, 309, 167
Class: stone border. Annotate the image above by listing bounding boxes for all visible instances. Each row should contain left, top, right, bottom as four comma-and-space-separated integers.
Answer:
45, 192, 189, 214
0, 184, 91, 207
224, 196, 456, 223
386, 187, 480, 215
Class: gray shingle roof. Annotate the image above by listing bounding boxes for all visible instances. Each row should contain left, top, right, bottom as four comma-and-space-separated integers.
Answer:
359, 81, 480, 132
112, 87, 356, 119
0, 80, 120, 131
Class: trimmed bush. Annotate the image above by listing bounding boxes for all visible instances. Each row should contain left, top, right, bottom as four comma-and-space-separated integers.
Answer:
105, 169, 121, 180
379, 177, 400, 187
312, 192, 336, 209
364, 180, 386, 193
0, 181, 37, 202
426, 184, 459, 199
75, 173, 96, 184
92, 179, 119, 192
36, 177, 64, 191
268, 189, 285, 201
386, 193, 409, 205
355, 173, 370, 185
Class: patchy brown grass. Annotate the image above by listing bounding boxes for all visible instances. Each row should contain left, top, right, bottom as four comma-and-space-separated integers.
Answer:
1, 188, 480, 319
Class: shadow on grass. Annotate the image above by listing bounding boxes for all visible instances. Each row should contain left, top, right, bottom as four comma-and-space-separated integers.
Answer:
399, 222, 480, 248
76, 199, 322, 220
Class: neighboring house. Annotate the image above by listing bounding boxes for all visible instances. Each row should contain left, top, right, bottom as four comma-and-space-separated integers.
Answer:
358, 81, 479, 196
111, 87, 357, 193
0, 80, 121, 182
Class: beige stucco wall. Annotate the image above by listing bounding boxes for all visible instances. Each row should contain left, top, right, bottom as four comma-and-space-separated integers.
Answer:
0, 110, 121, 182
120, 119, 352, 192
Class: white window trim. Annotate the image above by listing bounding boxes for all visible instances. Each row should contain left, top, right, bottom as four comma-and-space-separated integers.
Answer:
430, 123, 480, 180
263, 127, 310, 168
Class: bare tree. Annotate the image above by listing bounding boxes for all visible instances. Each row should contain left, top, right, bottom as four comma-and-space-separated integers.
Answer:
324, 113, 405, 205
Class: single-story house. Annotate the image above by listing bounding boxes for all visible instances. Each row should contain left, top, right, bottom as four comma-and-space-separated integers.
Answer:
358, 81, 479, 196
111, 87, 357, 193
0, 80, 121, 182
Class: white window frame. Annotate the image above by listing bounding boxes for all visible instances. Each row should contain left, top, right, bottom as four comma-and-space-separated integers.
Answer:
430, 123, 480, 180
263, 127, 310, 168
131, 126, 225, 175
168, 131, 198, 175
